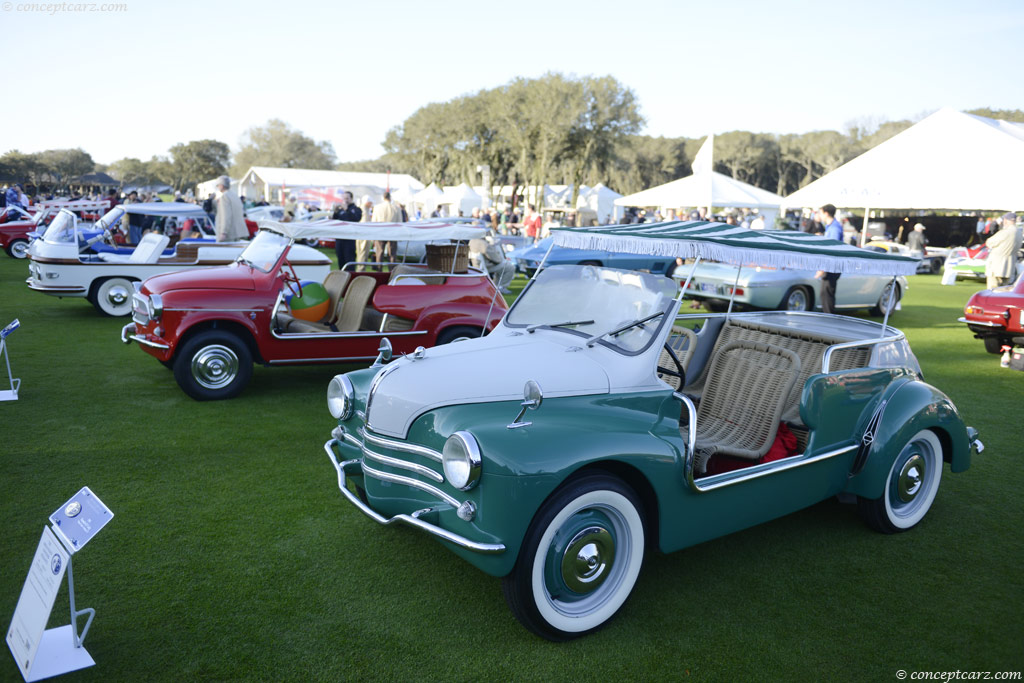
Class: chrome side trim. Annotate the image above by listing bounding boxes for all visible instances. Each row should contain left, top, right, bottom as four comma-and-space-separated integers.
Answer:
266, 355, 377, 365
361, 461, 460, 507
164, 307, 261, 313
359, 427, 442, 462
323, 439, 504, 554
362, 445, 444, 483
689, 444, 858, 492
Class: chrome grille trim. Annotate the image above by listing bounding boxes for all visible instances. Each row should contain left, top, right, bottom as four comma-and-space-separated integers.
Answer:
359, 427, 442, 462
131, 292, 150, 325
362, 461, 460, 508
362, 445, 444, 483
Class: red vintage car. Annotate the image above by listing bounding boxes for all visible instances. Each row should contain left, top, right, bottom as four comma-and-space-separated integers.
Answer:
121, 220, 508, 400
958, 272, 1024, 353
1, 200, 108, 258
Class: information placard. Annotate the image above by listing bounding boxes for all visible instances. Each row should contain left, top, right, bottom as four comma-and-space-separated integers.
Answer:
48, 487, 113, 553
6, 526, 69, 680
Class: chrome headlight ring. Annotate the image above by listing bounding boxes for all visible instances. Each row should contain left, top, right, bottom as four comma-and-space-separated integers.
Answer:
149, 293, 163, 321
442, 431, 482, 491
327, 374, 355, 420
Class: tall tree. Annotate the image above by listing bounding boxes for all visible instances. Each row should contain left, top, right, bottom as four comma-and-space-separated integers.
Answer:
35, 148, 95, 189
231, 119, 336, 176
0, 150, 47, 185
169, 139, 231, 191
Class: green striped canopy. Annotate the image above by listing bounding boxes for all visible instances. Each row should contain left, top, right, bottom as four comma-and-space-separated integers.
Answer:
551, 221, 920, 276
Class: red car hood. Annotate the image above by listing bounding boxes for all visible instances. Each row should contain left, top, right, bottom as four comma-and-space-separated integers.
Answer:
144, 264, 257, 294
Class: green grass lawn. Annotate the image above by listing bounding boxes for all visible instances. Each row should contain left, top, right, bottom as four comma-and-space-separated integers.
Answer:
1, 257, 1021, 681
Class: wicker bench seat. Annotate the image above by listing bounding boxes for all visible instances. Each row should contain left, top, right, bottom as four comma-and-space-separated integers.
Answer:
684, 317, 871, 425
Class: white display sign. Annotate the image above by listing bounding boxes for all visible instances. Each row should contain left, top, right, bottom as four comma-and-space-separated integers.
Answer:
6, 526, 69, 679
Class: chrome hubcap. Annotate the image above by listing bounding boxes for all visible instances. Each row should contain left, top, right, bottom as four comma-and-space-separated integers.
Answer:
191, 345, 239, 390
106, 285, 130, 306
897, 454, 925, 503
561, 526, 614, 594
11, 242, 28, 258
788, 291, 807, 310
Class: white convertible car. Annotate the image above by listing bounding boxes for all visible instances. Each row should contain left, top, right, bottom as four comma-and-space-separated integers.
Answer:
26, 208, 330, 316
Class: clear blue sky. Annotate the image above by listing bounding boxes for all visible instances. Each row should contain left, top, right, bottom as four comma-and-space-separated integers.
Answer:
2, 0, 1021, 166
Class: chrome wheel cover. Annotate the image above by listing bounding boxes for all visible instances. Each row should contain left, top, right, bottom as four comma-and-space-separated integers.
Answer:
10, 241, 28, 259
786, 289, 808, 311
190, 344, 239, 390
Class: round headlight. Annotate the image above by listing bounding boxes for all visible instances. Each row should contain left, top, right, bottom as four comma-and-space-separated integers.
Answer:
327, 375, 354, 420
442, 431, 482, 491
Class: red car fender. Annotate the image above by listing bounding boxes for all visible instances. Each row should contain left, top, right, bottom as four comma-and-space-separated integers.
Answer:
414, 300, 506, 335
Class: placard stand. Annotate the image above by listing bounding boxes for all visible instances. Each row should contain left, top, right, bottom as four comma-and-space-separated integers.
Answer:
0, 319, 21, 402
7, 488, 113, 681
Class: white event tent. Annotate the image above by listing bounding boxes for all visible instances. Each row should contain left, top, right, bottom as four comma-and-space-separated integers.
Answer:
615, 135, 784, 226
439, 183, 484, 216
576, 184, 624, 224
412, 183, 444, 216
782, 108, 1024, 213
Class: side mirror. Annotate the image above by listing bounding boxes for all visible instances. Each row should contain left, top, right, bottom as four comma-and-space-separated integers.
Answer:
507, 379, 543, 429
371, 338, 393, 367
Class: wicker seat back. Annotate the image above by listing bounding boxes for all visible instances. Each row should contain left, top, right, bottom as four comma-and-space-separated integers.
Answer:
322, 270, 351, 323
335, 276, 376, 332
693, 340, 801, 469
688, 319, 870, 423
657, 327, 698, 391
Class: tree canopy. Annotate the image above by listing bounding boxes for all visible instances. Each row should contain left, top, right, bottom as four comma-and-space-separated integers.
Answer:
230, 119, 336, 177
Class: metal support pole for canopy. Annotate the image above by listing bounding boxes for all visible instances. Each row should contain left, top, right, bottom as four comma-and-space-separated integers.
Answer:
675, 257, 702, 303
725, 265, 742, 321
879, 275, 897, 337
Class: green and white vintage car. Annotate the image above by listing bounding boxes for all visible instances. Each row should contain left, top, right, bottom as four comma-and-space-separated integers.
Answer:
323, 221, 983, 640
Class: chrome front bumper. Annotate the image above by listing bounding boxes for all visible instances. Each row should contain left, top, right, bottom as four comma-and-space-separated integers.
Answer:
120, 322, 171, 350
323, 437, 505, 555
956, 317, 1003, 329
967, 427, 984, 455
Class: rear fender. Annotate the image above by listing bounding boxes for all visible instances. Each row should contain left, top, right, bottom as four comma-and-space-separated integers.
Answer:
843, 380, 970, 500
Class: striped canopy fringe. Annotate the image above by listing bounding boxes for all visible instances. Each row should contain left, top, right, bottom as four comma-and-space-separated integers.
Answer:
551, 221, 920, 276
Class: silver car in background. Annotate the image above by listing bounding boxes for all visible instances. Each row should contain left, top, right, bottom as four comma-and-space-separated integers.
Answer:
673, 260, 907, 315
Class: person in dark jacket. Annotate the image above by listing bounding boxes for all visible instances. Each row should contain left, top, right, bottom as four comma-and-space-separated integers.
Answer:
331, 190, 362, 268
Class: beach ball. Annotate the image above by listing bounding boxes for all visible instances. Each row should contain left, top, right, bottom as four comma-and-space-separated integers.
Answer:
289, 282, 330, 321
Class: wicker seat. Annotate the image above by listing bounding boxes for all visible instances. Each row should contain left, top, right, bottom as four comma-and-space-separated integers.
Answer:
335, 276, 376, 332
657, 327, 698, 391
322, 270, 351, 324
692, 340, 801, 473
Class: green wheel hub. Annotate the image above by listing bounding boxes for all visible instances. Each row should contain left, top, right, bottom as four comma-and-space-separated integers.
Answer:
544, 510, 616, 602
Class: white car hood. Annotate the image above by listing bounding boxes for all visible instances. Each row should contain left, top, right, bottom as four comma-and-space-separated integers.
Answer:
364, 332, 612, 438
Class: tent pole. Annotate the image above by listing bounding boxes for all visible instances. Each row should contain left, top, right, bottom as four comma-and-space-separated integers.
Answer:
859, 207, 871, 246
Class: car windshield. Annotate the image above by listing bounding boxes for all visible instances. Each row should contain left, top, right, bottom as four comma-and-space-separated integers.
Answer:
238, 230, 290, 272
506, 264, 679, 353
42, 210, 77, 243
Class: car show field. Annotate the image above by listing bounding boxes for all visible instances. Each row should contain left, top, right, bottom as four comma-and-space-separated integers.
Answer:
1, 243, 1021, 679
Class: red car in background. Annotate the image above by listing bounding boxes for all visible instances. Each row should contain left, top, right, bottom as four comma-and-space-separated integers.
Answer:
959, 272, 1024, 353
1, 200, 108, 258
121, 220, 508, 400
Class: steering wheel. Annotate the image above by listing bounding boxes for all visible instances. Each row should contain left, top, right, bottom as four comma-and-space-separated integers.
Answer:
657, 342, 686, 389
280, 261, 303, 297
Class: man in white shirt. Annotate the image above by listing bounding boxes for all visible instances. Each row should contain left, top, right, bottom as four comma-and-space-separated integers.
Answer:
214, 176, 247, 242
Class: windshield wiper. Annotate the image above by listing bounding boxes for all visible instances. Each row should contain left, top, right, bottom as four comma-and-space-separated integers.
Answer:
585, 311, 664, 347
526, 319, 595, 333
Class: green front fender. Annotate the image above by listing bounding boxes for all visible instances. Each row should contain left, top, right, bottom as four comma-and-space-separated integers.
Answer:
843, 380, 971, 500
427, 391, 679, 577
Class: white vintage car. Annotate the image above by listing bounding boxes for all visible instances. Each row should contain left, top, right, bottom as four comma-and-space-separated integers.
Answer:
26, 208, 331, 316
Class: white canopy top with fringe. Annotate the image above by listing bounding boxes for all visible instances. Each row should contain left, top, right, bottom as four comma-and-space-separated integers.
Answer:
257, 218, 487, 242
551, 220, 920, 276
